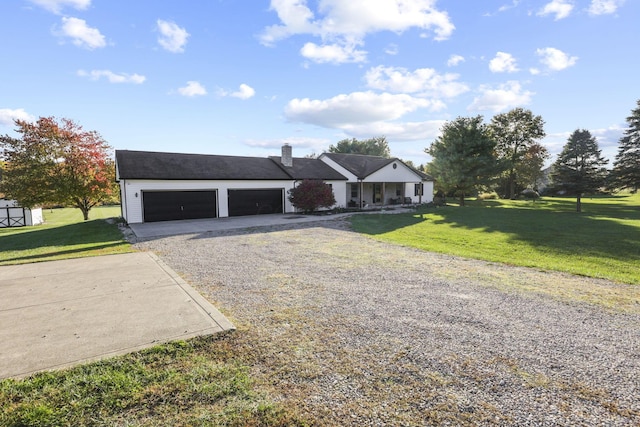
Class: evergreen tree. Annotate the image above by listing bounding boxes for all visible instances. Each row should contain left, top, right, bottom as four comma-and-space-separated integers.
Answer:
611, 99, 640, 192
427, 116, 498, 206
551, 129, 608, 212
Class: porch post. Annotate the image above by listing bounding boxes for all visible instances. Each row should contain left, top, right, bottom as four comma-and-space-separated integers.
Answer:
382, 182, 386, 205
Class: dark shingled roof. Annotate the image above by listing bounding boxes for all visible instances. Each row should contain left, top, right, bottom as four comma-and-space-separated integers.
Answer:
323, 152, 432, 180
116, 150, 293, 180
269, 157, 348, 181
322, 153, 394, 178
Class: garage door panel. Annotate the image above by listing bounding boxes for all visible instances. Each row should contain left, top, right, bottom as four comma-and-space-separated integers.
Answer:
143, 190, 217, 222
228, 189, 283, 217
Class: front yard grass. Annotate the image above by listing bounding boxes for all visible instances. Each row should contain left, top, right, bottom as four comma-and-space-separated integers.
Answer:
0, 335, 308, 426
0, 206, 307, 426
0, 206, 133, 265
351, 193, 640, 285
2, 196, 639, 426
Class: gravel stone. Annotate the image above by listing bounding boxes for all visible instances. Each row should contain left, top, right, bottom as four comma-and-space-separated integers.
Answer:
135, 218, 640, 426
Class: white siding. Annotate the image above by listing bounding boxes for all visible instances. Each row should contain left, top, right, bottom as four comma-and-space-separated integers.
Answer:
27, 208, 43, 226
404, 181, 434, 204
366, 162, 423, 183
327, 180, 347, 209
318, 156, 358, 181
120, 179, 296, 223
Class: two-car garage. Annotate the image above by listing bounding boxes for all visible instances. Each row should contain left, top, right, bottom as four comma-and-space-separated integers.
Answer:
142, 189, 284, 222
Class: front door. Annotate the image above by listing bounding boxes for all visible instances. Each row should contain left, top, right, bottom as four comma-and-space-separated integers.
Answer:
372, 183, 382, 204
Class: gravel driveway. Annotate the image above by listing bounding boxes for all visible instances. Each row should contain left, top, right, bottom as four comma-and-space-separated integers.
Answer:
136, 218, 640, 426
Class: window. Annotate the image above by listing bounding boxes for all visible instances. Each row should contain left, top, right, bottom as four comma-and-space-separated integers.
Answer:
414, 183, 424, 196
350, 183, 358, 198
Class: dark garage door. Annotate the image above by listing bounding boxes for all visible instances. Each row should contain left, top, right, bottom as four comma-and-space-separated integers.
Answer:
228, 189, 283, 217
143, 190, 217, 222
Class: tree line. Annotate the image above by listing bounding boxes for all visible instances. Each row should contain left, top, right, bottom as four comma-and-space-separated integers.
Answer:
426, 101, 640, 212
1, 100, 638, 219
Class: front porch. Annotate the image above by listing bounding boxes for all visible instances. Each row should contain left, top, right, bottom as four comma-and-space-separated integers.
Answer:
345, 182, 425, 208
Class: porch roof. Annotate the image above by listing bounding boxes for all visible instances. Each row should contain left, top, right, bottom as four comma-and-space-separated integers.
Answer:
322, 153, 432, 181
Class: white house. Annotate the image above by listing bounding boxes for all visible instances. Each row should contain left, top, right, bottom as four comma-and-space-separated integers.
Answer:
115, 145, 433, 224
318, 153, 433, 208
0, 199, 44, 228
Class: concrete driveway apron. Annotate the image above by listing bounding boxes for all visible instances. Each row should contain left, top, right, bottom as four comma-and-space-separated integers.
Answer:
0, 252, 234, 379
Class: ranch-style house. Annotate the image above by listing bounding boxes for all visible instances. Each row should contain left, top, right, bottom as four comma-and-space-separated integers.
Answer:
115, 145, 433, 224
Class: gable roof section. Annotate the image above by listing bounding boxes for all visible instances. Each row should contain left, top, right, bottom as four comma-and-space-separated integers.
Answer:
269, 157, 347, 181
116, 150, 292, 180
321, 152, 431, 180
321, 153, 394, 179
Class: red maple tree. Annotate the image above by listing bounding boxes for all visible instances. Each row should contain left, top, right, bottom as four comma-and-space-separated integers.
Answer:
0, 117, 117, 220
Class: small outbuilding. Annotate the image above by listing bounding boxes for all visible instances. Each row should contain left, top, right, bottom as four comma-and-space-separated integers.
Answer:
0, 199, 44, 228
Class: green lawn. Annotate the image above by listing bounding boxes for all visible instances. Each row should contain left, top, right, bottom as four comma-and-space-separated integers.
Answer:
0, 207, 308, 426
0, 336, 307, 426
2, 196, 639, 425
351, 193, 640, 285
0, 206, 133, 265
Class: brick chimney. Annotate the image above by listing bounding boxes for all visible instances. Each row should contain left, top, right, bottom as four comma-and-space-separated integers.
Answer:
281, 143, 293, 167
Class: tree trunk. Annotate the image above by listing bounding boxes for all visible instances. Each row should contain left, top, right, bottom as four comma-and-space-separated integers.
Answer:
509, 171, 516, 199
576, 194, 582, 213
459, 192, 465, 206
80, 206, 90, 221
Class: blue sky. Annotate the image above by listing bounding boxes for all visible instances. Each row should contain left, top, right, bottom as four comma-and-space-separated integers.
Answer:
1, 0, 636, 166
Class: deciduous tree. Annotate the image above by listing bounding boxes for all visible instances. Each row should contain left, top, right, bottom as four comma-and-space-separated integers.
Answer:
489, 108, 547, 199
328, 136, 391, 158
288, 179, 336, 213
0, 117, 117, 220
427, 116, 498, 206
611, 99, 640, 192
551, 129, 608, 212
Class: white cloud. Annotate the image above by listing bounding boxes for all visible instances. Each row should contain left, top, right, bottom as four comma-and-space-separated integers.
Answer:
468, 81, 534, 113
342, 120, 446, 141
0, 108, 34, 126
260, 0, 454, 63
77, 69, 145, 84
498, 0, 521, 13
364, 66, 468, 98
588, 0, 625, 15
285, 91, 443, 128
56, 17, 106, 49
177, 81, 207, 97
300, 42, 367, 64
489, 52, 519, 73
245, 136, 331, 151
536, 47, 578, 71
28, 0, 90, 14
537, 0, 574, 20
447, 54, 465, 67
157, 20, 189, 53
483, 0, 521, 16
217, 84, 256, 100
384, 43, 399, 55
231, 84, 256, 100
